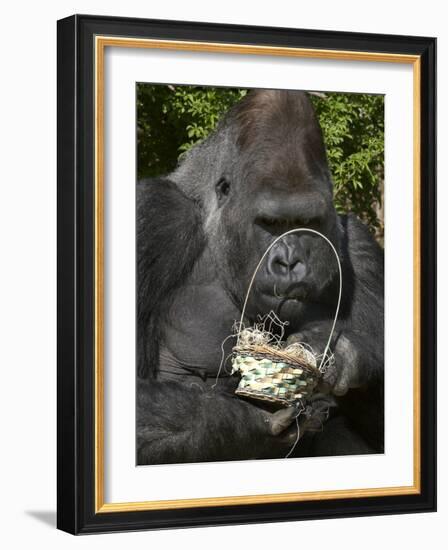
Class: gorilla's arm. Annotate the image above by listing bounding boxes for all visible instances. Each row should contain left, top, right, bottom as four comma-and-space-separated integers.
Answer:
137, 379, 299, 464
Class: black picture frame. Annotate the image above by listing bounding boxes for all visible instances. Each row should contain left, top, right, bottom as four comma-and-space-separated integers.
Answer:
57, 14, 436, 534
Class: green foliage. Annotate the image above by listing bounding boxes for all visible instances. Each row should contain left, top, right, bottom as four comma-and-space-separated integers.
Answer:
310, 93, 384, 235
137, 85, 246, 178
137, 85, 384, 236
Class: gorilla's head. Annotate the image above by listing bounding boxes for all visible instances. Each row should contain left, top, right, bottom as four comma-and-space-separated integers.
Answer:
172, 89, 342, 325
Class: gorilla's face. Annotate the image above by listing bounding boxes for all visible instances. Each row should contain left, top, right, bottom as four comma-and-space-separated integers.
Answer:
210, 90, 341, 326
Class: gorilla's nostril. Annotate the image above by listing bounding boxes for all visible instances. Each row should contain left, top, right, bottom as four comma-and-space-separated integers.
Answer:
276, 258, 289, 269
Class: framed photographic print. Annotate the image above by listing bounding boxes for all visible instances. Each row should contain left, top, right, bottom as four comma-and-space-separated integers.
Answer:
57, 14, 436, 534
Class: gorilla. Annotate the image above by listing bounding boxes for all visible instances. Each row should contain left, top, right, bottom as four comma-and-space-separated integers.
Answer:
137, 89, 384, 465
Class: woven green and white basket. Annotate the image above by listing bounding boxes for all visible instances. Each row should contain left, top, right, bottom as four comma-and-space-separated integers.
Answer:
231, 349, 320, 405
231, 228, 342, 408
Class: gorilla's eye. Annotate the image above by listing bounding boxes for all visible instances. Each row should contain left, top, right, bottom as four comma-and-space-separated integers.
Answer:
216, 177, 231, 202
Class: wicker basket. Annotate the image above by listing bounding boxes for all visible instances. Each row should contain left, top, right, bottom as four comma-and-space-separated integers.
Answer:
231, 347, 321, 406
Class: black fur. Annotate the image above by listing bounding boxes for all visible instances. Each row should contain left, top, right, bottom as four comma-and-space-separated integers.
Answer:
137, 90, 384, 464
137, 178, 205, 378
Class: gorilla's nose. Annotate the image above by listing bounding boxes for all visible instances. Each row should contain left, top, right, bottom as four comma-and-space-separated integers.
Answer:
268, 247, 307, 280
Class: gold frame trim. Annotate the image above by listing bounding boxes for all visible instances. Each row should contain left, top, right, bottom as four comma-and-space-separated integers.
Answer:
94, 36, 421, 513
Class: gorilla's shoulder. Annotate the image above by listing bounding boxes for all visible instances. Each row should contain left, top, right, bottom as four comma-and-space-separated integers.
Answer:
340, 213, 383, 253
137, 178, 206, 378
137, 177, 203, 234
339, 213, 383, 280
137, 177, 205, 279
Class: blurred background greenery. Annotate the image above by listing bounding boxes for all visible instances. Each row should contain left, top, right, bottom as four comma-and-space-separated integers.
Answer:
137, 84, 384, 241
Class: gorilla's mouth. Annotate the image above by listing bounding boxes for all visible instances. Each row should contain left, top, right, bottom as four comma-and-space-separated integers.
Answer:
249, 283, 313, 324
256, 281, 310, 304
273, 283, 309, 302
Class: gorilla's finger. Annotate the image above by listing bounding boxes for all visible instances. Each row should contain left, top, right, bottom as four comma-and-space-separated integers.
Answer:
333, 368, 351, 395
269, 406, 297, 436
286, 333, 305, 346
333, 381, 349, 396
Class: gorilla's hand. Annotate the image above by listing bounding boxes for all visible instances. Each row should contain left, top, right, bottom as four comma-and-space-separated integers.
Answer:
265, 404, 300, 436
287, 327, 366, 396
256, 402, 306, 457
272, 394, 337, 455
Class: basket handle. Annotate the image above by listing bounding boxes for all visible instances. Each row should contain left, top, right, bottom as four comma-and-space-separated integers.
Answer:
237, 228, 342, 372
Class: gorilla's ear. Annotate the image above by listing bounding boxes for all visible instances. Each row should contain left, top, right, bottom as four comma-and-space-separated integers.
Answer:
215, 176, 231, 204
137, 178, 206, 378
